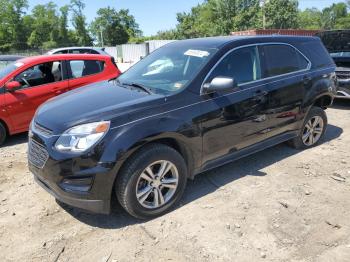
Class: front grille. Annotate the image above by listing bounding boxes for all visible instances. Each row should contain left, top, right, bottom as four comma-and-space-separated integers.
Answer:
28, 139, 49, 169
33, 122, 53, 137
336, 71, 350, 80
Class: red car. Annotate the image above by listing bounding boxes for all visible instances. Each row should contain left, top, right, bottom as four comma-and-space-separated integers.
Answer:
0, 54, 121, 145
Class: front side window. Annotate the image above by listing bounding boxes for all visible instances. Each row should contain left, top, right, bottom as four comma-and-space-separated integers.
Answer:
14, 61, 62, 88
260, 44, 309, 78
69, 60, 104, 79
207, 46, 261, 85
117, 46, 217, 94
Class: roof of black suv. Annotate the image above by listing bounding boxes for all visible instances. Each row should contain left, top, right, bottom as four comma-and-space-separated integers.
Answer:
166, 35, 318, 49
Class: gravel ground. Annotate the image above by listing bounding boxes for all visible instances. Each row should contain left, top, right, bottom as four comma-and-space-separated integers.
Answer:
1, 101, 350, 262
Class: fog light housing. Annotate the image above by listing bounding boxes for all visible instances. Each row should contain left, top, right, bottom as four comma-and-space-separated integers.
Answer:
59, 177, 93, 193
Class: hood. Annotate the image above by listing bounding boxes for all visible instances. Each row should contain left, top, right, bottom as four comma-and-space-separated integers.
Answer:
316, 30, 350, 53
35, 81, 164, 133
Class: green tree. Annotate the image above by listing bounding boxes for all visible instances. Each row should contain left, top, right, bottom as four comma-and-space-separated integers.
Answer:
27, 2, 59, 48
298, 8, 322, 29
175, 5, 204, 39
90, 7, 141, 45
334, 15, 350, 29
117, 9, 141, 38
321, 2, 348, 29
164, 0, 264, 39
264, 0, 299, 29
155, 29, 179, 40
71, 0, 92, 46
0, 0, 28, 50
232, 1, 262, 31
58, 5, 70, 46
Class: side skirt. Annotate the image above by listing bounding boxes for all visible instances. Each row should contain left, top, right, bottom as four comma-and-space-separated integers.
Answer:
195, 131, 299, 176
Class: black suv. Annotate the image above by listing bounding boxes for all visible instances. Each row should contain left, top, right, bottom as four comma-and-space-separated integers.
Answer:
28, 36, 336, 219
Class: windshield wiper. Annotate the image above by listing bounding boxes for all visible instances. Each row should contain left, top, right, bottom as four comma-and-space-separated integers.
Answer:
117, 80, 153, 95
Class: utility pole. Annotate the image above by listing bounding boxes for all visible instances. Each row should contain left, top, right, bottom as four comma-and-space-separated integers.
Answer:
100, 28, 104, 47
260, 0, 266, 29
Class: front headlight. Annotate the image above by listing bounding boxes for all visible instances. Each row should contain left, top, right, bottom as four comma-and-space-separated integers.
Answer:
55, 121, 110, 152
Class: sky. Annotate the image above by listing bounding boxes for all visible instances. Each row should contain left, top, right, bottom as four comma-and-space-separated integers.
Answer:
27, 0, 346, 36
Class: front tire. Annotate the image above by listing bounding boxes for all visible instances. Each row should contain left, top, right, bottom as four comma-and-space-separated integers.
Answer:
116, 143, 187, 219
289, 106, 327, 149
0, 122, 7, 146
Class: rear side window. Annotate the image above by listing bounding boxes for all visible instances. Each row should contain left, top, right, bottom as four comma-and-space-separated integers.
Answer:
54, 50, 68, 54
70, 49, 91, 54
68, 60, 105, 79
259, 45, 309, 78
297, 40, 335, 69
208, 46, 261, 85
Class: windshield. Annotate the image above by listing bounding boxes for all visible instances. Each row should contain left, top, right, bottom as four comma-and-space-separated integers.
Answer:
330, 52, 350, 57
117, 45, 217, 94
0, 62, 23, 79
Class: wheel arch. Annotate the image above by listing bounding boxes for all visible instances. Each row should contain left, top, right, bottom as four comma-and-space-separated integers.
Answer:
0, 118, 9, 136
113, 135, 196, 181
312, 94, 333, 109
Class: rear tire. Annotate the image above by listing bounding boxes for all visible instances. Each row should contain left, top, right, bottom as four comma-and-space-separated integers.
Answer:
115, 143, 187, 219
0, 122, 7, 146
289, 106, 327, 149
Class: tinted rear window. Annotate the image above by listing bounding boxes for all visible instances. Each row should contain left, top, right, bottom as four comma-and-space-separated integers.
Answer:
259, 44, 309, 78
295, 39, 335, 69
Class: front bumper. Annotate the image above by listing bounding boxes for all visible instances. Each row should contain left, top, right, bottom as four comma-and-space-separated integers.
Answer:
33, 172, 108, 213
336, 79, 350, 99
28, 162, 111, 214
28, 130, 116, 214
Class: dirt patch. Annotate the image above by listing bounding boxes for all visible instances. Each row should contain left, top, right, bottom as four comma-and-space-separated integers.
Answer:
1, 101, 350, 261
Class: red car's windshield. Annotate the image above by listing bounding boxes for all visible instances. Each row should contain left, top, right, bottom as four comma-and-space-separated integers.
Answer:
0, 62, 23, 80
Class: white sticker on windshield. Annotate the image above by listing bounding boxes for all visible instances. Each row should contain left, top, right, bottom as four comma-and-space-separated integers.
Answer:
14, 62, 24, 67
184, 49, 210, 58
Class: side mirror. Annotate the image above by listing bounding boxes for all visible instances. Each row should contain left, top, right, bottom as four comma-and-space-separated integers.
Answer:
5, 81, 21, 92
202, 77, 236, 94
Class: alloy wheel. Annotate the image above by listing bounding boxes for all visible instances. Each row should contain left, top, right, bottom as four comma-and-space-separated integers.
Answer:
136, 160, 179, 209
302, 116, 324, 146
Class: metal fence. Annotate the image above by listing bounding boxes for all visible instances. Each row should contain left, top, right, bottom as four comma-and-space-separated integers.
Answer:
118, 43, 148, 63
0, 49, 47, 56
0, 40, 176, 64
115, 40, 176, 63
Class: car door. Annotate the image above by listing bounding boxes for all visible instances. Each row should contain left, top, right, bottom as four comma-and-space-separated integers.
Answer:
4, 60, 68, 132
200, 45, 271, 165
257, 44, 311, 138
67, 59, 105, 90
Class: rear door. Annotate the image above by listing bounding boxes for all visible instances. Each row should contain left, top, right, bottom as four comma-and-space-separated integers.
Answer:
4, 60, 68, 132
258, 44, 311, 138
67, 59, 105, 90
